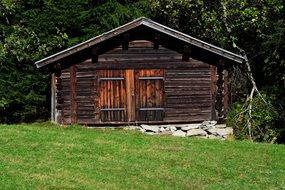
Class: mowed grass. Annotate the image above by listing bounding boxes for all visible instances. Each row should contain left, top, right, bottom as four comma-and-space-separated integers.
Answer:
0, 123, 284, 190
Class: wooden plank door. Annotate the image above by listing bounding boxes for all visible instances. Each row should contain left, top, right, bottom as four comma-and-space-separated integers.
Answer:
98, 69, 164, 122
98, 70, 127, 122
135, 69, 165, 121
125, 70, 135, 122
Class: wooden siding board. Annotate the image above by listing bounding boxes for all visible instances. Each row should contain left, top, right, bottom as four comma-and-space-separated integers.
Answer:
57, 41, 215, 124
164, 61, 212, 121
98, 70, 127, 122
70, 65, 77, 123
224, 70, 229, 113
210, 65, 217, 120
135, 69, 164, 121
75, 66, 97, 122
61, 68, 71, 124
126, 69, 135, 121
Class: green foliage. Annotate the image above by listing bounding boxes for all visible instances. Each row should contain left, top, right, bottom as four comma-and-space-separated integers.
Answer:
262, 20, 285, 84
0, 0, 150, 123
150, 0, 285, 143
149, 0, 225, 45
0, 1, 69, 123
227, 92, 282, 143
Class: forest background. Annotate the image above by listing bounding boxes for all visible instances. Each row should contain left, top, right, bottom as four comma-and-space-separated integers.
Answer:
0, 0, 284, 142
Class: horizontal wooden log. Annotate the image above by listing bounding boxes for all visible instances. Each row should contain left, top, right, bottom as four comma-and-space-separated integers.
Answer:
77, 119, 97, 123
77, 103, 95, 107
139, 108, 164, 111
77, 113, 95, 117
165, 109, 212, 114
165, 92, 211, 96
76, 74, 95, 78
100, 108, 125, 111
101, 54, 181, 60
100, 48, 176, 55
76, 95, 95, 99
166, 99, 211, 104
166, 72, 211, 76
165, 112, 210, 116
165, 78, 211, 82
61, 73, 70, 77
164, 116, 210, 121
165, 87, 211, 91
76, 77, 94, 81
166, 68, 210, 72
76, 101, 94, 105
165, 84, 211, 88
77, 108, 95, 111
76, 84, 94, 88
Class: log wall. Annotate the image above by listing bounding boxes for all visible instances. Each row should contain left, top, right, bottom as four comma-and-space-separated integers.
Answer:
56, 41, 215, 124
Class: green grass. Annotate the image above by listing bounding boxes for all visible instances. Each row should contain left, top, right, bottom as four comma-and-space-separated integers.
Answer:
0, 123, 284, 190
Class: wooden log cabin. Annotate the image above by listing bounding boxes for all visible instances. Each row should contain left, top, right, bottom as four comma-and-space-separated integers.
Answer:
35, 17, 245, 125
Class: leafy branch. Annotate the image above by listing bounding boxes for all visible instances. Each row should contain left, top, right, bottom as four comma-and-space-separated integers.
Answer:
221, 0, 271, 142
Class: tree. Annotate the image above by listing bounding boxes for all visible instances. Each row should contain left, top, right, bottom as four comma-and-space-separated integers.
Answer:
150, 0, 285, 142
0, 0, 150, 123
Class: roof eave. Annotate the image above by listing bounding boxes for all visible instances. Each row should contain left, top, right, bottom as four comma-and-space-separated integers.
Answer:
35, 17, 245, 68
141, 19, 245, 64
35, 17, 146, 68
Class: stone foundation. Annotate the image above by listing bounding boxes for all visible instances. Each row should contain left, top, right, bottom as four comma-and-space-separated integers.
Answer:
125, 121, 233, 140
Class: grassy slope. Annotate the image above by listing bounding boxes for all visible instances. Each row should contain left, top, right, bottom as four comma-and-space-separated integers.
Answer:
0, 123, 284, 190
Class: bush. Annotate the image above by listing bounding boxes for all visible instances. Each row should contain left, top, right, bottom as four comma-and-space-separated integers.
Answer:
227, 92, 284, 143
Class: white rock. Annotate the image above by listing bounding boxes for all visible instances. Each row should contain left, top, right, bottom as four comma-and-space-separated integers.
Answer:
164, 126, 170, 130
202, 120, 217, 126
145, 132, 157, 135
172, 130, 186, 137
140, 124, 159, 133
186, 129, 207, 136
201, 121, 210, 126
215, 124, 227, 128
206, 124, 216, 129
159, 127, 166, 132
140, 128, 146, 133
127, 126, 141, 130
160, 131, 173, 135
181, 124, 201, 131
207, 127, 233, 137
207, 128, 219, 135
216, 128, 233, 137
170, 126, 177, 132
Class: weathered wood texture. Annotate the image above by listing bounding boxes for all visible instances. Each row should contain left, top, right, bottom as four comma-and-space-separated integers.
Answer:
51, 73, 56, 122
210, 66, 217, 120
125, 69, 135, 122
61, 67, 71, 124
76, 65, 97, 124
70, 65, 77, 123
56, 41, 217, 124
164, 67, 212, 122
135, 69, 164, 121
98, 70, 126, 122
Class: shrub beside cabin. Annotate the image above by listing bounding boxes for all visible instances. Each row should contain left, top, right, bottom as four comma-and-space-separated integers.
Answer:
35, 17, 244, 125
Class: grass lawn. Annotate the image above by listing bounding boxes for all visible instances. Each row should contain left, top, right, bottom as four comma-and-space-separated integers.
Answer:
0, 123, 284, 190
